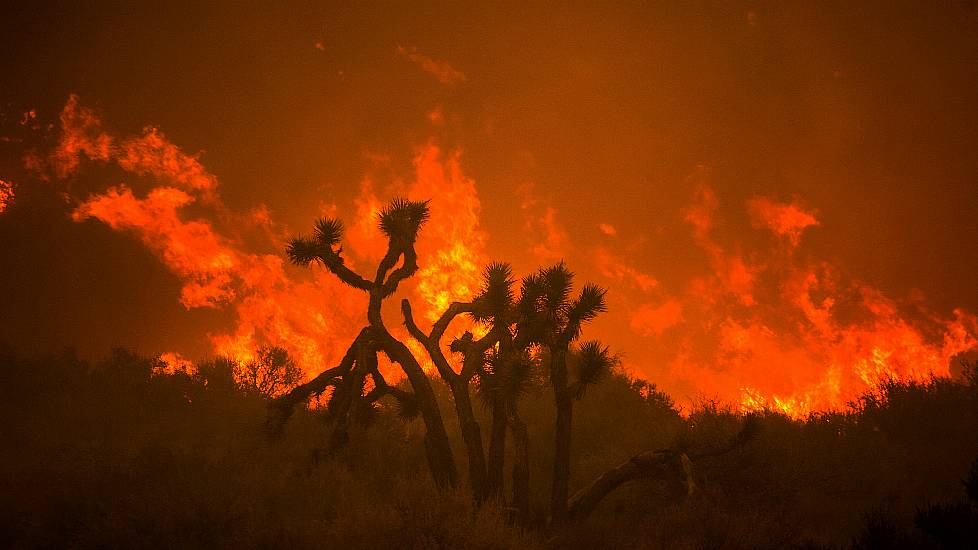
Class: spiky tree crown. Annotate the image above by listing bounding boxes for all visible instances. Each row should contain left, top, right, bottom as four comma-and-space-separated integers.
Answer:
471, 262, 515, 323
378, 197, 431, 241
449, 332, 475, 354
315, 218, 344, 248
573, 340, 615, 399
286, 217, 344, 266
538, 262, 574, 320
476, 348, 539, 405
517, 273, 544, 319
566, 283, 608, 341
515, 262, 607, 346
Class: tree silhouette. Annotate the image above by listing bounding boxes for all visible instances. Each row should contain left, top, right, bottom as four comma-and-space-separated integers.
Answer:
267, 199, 748, 528
475, 337, 538, 520
473, 264, 542, 519
518, 262, 611, 524
399, 264, 511, 503
278, 198, 458, 488
234, 346, 302, 398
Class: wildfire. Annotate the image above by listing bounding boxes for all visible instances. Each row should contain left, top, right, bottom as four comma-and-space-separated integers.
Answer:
156, 352, 195, 375
45, 96, 485, 381
632, 184, 978, 417
11, 95, 978, 415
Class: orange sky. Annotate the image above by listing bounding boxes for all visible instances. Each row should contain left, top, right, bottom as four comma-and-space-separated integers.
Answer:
2, 3, 978, 414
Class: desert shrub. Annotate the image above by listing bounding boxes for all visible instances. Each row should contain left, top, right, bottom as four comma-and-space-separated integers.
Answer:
4, 347, 978, 548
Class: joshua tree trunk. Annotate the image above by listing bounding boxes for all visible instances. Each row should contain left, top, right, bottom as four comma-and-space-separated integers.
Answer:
551, 395, 573, 522
508, 401, 530, 523
451, 377, 489, 501
487, 397, 508, 500
325, 368, 360, 453
365, 244, 458, 490
550, 349, 573, 524
376, 327, 458, 489
403, 359, 457, 489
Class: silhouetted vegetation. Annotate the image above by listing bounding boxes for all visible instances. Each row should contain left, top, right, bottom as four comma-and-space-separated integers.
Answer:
4, 346, 978, 548
4, 198, 978, 548
281, 198, 632, 526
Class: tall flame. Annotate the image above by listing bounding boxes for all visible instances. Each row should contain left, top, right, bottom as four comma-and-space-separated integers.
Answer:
630, 182, 978, 416
52, 97, 486, 380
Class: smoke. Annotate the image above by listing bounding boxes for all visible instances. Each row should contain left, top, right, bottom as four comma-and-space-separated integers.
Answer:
396, 45, 467, 86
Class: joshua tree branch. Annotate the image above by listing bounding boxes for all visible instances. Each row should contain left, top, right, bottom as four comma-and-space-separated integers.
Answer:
266, 328, 369, 434
689, 413, 760, 460
430, 301, 475, 341
319, 252, 373, 291
360, 352, 415, 406
566, 450, 691, 523
566, 416, 757, 524
374, 243, 402, 286
400, 299, 430, 344
382, 244, 419, 296
459, 325, 504, 380
401, 299, 457, 382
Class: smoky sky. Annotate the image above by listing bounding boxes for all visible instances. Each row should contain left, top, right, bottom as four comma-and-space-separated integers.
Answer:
2, 2, 977, 408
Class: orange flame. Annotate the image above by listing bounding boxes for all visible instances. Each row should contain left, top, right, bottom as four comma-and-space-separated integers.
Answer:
157, 351, 195, 375
0, 179, 13, 213
51, 95, 113, 178
59, 97, 485, 382
747, 196, 819, 248
641, 184, 978, 416
73, 186, 236, 308
23, 96, 978, 414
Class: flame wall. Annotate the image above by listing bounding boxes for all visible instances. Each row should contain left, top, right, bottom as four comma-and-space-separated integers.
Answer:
2, 95, 969, 417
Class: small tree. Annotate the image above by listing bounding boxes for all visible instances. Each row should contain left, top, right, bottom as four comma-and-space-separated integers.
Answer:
234, 346, 303, 399
518, 262, 612, 524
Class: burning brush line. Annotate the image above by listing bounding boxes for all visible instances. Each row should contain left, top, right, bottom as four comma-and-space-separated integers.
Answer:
9, 96, 977, 417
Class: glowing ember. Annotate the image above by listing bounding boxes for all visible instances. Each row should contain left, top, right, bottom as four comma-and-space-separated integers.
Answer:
0, 179, 13, 213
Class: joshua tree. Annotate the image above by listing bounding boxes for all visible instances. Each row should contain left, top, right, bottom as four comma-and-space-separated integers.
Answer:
270, 200, 538, 499
401, 262, 531, 507
278, 198, 458, 488
467, 263, 519, 502
472, 264, 541, 518
519, 263, 612, 524
266, 198, 755, 528
399, 264, 513, 502
476, 343, 537, 520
